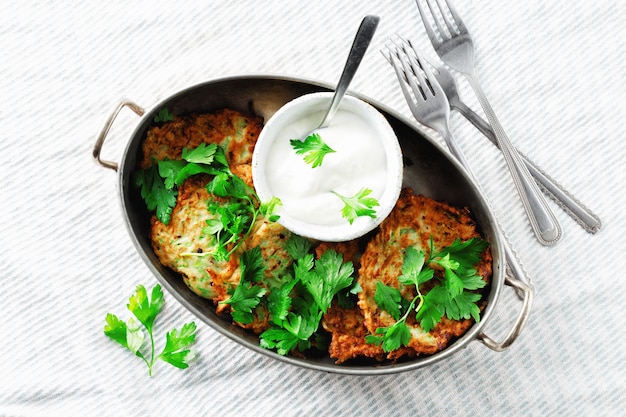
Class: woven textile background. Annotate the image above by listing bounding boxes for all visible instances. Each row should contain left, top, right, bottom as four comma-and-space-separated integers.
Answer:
1, 0, 624, 416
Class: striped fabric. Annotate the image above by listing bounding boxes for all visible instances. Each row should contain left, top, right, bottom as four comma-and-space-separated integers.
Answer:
1, 0, 624, 415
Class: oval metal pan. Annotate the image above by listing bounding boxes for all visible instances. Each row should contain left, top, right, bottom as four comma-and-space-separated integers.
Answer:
116, 75, 505, 375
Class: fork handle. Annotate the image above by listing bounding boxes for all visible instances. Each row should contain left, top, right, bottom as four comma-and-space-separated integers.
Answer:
465, 73, 562, 246
453, 101, 601, 234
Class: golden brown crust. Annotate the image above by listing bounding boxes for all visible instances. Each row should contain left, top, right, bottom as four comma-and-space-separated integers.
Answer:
321, 304, 385, 363
145, 109, 285, 334
150, 176, 239, 303
139, 109, 263, 169
324, 188, 492, 362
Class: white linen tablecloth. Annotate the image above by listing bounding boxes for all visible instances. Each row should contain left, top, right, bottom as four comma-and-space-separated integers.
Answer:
2, 0, 624, 415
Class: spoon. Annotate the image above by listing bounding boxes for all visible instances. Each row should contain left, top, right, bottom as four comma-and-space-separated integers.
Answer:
304, 15, 380, 136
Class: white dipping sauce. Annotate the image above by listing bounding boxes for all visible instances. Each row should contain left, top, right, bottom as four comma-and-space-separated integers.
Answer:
264, 109, 387, 226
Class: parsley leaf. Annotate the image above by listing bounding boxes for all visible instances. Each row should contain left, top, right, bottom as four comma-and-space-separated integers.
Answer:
259, 248, 357, 356
443, 263, 464, 298
267, 277, 299, 325
414, 285, 446, 332
223, 283, 267, 324
398, 246, 435, 288
260, 291, 322, 355
372, 282, 404, 321
133, 164, 177, 224
182, 143, 218, 165
444, 291, 482, 322
240, 246, 266, 283
290, 132, 335, 168
365, 319, 411, 352
154, 107, 174, 123
207, 198, 255, 261
260, 196, 282, 222
366, 236, 489, 350
220, 247, 267, 324
158, 322, 198, 369
127, 284, 164, 333
104, 314, 145, 357
332, 188, 380, 224
259, 326, 301, 355
432, 237, 489, 271
300, 249, 354, 313
284, 234, 312, 260
104, 284, 198, 376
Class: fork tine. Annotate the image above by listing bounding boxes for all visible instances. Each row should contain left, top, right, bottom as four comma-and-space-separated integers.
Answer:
404, 39, 440, 96
394, 38, 442, 101
396, 42, 433, 100
423, 0, 450, 40
399, 50, 431, 101
385, 47, 422, 114
441, 0, 468, 34
397, 35, 443, 75
432, 0, 459, 36
414, 0, 442, 45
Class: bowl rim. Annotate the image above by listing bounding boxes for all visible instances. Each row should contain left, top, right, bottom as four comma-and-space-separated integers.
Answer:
252, 91, 404, 242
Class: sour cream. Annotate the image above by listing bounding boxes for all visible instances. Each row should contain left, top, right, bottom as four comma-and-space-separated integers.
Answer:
252, 92, 403, 242
264, 109, 387, 226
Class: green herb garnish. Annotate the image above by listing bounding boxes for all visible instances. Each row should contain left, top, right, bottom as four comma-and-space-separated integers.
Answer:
134, 143, 281, 261
365, 237, 488, 352
332, 187, 380, 224
258, 235, 357, 356
220, 247, 267, 324
290, 132, 336, 168
154, 107, 175, 123
104, 284, 198, 376
134, 163, 178, 225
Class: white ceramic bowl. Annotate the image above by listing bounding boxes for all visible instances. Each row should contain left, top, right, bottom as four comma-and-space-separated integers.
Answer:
252, 92, 403, 242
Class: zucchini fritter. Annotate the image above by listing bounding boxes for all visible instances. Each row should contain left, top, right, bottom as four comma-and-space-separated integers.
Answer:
150, 175, 293, 333
324, 188, 492, 363
146, 109, 292, 334
139, 109, 263, 169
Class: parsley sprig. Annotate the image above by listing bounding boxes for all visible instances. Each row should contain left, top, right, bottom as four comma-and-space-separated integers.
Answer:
210, 235, 351, 356
332, 187, 380, 224
365, 237, 488, 352
290, 132, 336, 168
134, 143, 281, 261
104, 284, 198, 376
219, 246, 267, 324
259, 246, 355, 355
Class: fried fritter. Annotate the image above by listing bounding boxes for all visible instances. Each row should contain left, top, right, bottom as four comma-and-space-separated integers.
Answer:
150, 176, 238, 302
323, 188, 492, 363
321, 304, 386, 364
145, 108, 291, 334
150, 176, 293, 333
139, 109, 263, 169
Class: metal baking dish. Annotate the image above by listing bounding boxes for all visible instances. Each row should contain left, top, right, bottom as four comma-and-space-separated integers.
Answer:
93, 75, 532, 375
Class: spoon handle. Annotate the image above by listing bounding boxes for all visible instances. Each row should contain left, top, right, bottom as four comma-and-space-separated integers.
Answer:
319, 15, 380, 128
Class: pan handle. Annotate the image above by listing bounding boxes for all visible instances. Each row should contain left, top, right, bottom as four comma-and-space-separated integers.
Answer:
477, 276, 534, 352
93, 99, 145, 171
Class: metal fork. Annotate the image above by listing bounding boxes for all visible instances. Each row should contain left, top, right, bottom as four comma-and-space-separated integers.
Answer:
415, 0, 562, 246
419, 47, 601, 234
383, 40, 531, 286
